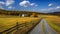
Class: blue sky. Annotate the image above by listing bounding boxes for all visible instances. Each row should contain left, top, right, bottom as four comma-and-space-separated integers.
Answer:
0, 0, 60, 13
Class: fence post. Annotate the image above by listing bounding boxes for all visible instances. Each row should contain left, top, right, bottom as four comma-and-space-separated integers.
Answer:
0, 32, 2, 34
25, 22, 27, 27
16, 22, 19, 31
32, 22, 35, 26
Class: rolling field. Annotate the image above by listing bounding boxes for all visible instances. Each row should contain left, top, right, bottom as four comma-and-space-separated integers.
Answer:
0, 14, 60, 34
46, 15, 60, 34
0, 15, 40, 33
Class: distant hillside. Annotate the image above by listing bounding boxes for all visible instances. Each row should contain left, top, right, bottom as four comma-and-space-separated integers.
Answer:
52, 11, 60, 14
0, 9, 60, 16
46, 11, 60, 16
0, 9, 41, 16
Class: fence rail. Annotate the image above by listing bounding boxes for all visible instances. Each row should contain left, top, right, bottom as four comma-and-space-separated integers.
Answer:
0, 21, 36, 34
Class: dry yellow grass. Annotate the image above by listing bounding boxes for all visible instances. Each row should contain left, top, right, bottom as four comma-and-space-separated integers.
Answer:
46, 15, 60, 34
0, 15, 40, 32
46, 15, 60, 23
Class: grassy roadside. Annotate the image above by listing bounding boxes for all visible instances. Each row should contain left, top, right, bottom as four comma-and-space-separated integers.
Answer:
46, 19, 60, 34
38, 15, 60, 34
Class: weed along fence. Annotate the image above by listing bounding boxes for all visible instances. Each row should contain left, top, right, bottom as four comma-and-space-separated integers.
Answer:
0, 20, 40, 34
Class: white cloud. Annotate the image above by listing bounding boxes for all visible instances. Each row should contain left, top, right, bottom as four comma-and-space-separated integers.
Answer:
0, 0, 15, 6
8, 6, 14, 9
56, 6, 60, 9
0, 6, 4, 9
48, 3, 53, 6
47, 8, 54, 10
19, 0, 30, 7
0, 0, 15, 9
40, 6, 60, 12
30, 3, 38, 7
19, 0, 38, 7
35, 5, 38, 7
0, 1, 5, 5
41, 8, 55, 11
5, 0, 15, 6
0, 1, 4, 9
8, 6, 12, 9
30, 3, 35, 6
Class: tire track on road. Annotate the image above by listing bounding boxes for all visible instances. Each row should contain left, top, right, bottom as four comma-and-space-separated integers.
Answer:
29, 19, 44, 34
29, 19, 57, 34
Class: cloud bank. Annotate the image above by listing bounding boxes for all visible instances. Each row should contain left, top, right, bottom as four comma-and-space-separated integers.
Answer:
40, 6, 60, 13
5, 0, 15, 6
0, 0, 15, 9
19, 0, 38, 7
0, 0, 15, 6
0, 1, 5, 5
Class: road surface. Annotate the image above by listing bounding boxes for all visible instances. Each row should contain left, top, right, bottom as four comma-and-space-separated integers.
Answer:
29, 19, 57, 34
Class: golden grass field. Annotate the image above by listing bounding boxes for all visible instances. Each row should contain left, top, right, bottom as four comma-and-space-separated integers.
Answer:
0, 15, 40, 33
0, 14, 60, 34
45, 15, 60, 34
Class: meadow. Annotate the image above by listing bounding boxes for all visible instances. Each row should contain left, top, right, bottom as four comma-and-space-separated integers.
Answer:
46, 15, 60, 34
0, 15, 40, 34
0, 14, 60, 34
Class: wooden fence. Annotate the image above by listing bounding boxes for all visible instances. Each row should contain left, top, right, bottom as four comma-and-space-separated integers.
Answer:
0, 21, 36, 34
